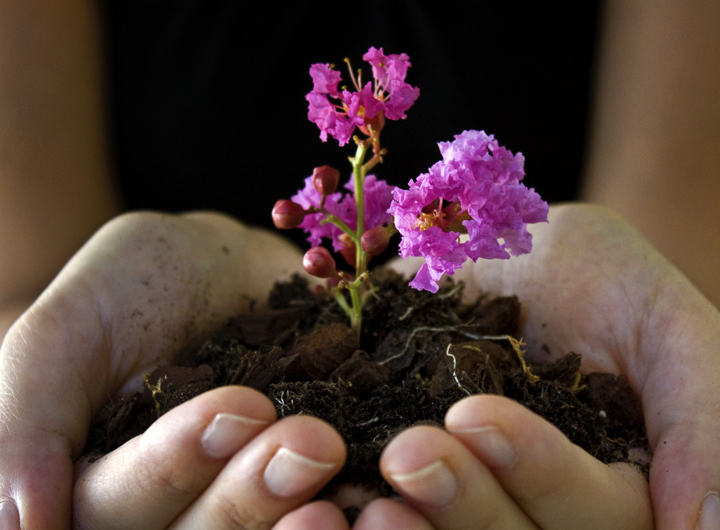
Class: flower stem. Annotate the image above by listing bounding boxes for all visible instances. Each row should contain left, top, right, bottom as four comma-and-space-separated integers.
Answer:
351, 142, 368, 276
348, 281, 363, 342
348, 140, 370, 339
333, 288, 353, 320
319, 212, 360, 245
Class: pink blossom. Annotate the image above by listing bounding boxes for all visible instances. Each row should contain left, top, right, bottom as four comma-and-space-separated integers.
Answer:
388, 130, 549, 292
292, 176, 350, 251
342, 82, 385, 122
306, 47, 419, 145
384, 80, 420, 120
305, 92, 357, 145
362, 47, 412, 87
362, 47, 419, 120
343, 174, 395, 230
292, 174, 394, 252
309, 63, 342, 97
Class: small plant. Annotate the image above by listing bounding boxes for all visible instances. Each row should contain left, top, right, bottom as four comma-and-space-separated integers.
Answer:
272, 47, 548, 339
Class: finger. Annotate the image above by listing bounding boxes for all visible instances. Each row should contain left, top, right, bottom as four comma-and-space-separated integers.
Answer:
169, 414, 345, 529
73, 386, 276, 529
0, 428, 72, 530
380, 425, 539, 529
445, 394, 653, 529
272, 501, 349, 530
354, 498, 434, 530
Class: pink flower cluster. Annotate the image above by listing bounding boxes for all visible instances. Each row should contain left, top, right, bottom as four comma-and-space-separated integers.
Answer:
306, 47, 420, 146
292, 174, 394, 252
388, 130, 549, 292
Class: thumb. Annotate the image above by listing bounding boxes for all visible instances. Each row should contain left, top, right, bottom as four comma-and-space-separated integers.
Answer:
638, 276, 720, 529
0, 299, 90, 529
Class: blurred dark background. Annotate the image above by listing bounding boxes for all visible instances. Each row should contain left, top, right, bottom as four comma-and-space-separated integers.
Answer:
104, 1, 601, 250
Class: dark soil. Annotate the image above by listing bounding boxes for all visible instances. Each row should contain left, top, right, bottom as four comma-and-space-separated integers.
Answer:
84, 269, 648, 519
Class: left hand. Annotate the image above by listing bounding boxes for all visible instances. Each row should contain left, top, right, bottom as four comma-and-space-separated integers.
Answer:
0, 210, 339, 529
278, 202, 720, 529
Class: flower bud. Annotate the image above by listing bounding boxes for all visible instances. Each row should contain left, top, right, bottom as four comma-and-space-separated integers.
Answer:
312, 165, 340, 195
361, 226, 390, 256
272, 200, 306, 229
360, 111, 385, 136
303, 247, 336, 278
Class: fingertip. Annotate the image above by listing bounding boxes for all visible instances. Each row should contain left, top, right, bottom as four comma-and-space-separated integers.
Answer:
139, 385, 277, 459
262, 415, 346, 500
379, 419, 539, 528
379, 425, 446, 474
272, 500, 349, 530
379, 426, 463, 512
354, 498, 434, 530
445, 394, 522, 432
273, 414, 347, 467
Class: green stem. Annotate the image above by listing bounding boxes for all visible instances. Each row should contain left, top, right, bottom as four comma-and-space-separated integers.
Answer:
348, 282, 363, 342
348, 140, 370, 339
351, 142, 369, 278
333, 288, 353, 320
321, 213, 360, 245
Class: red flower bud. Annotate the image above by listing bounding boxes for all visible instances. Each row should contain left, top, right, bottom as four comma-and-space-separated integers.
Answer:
361, 226, 390, 256
359, 111, 385, 136
272, 200, 306, 229
303, 247, 336, 278
338, 233, 356, 266
312, 165, 340, 195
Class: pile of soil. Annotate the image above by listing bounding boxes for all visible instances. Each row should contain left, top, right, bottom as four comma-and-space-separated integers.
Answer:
84, 269, 647, 518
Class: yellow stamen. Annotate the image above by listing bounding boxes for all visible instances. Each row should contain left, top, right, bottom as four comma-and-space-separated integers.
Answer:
416, 210, 444, 231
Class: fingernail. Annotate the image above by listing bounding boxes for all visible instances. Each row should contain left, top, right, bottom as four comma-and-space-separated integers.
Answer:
389, 460, 457, 510
697, 492, 720, 530
264, 447, 336, 498
450, 426, 517, 469
0, 500, 20, 530
201, 413, 269, 459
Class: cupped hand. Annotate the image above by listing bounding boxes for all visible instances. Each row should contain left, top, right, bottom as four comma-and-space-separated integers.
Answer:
73, 386, 345, 529
0, 211, 332, 529
382, 203, 719, 530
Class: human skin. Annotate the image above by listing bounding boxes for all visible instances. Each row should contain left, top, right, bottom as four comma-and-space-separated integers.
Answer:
582, 0, 720, 308
0, 0, 119, 339
3, 205, 718, 529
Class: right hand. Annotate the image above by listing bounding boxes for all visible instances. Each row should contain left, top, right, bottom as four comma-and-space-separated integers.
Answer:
0, 211, 346, 529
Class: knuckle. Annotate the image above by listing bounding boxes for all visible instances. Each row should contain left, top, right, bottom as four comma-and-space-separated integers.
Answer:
212, 490, 275, 530
133, 450, 201, 501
